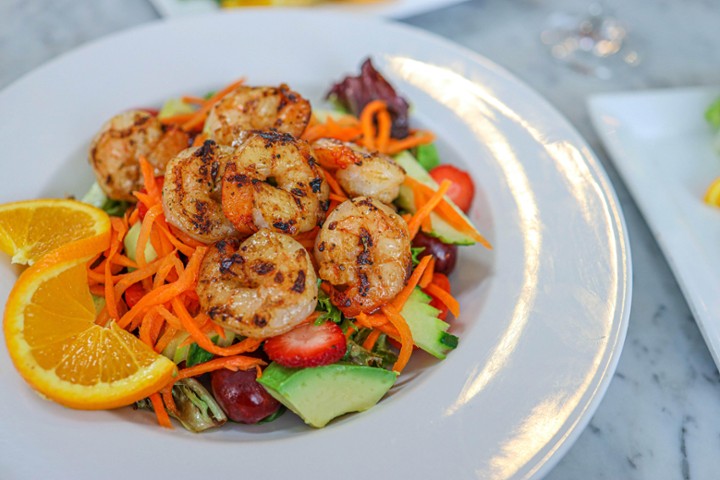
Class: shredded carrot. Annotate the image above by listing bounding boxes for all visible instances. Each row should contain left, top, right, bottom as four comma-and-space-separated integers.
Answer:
403, 175, 492, 248
356, 311, 389, 330
173, 355, 266, 384
139, 310, 157, 347
433, 199, 492, 248
149, 312, 165, 346
210, 320, 225, 339
136, 204, 163, 273
110, 254, 139, 270
419, 256, 435, 289
359, 100, 387, 151
406, 179, 451, 239
329, 193, 348, 203
375, 108, 392, 153
381, 304, 413, 373
192, 133, 208, 147
156, 222, 197, 257
117, 247, 207, 329
113, 260, 162, 302
304, 100, 428, 157
293, 227, 319, 250
362, 329, 382, 351
426, 282, 460, 318
154, 326, 178, 353
128, 207, 140, 225
149, 226, 172, 258
412, 185, 433, 233
149, 392, 173, 429
87, 268, 111, 284
319, 167, 347, 200
344, 320, 358, 339
89, 284, 105, 296
171, 298, 265, 356
391, 254, 432, 312
181, 95, 206, 105
104, 218, 126, 321
168, 224, 206, 248
155, 306, 183, 330
159, 112, 196, 126
182, 78, 245, 131
301, 115, 362, 143
386, 131, 435, 155
138, 156, 161, 204
161, 387, 179, 417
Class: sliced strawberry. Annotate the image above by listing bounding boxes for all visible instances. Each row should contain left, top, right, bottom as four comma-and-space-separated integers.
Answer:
263, 321, 347, 368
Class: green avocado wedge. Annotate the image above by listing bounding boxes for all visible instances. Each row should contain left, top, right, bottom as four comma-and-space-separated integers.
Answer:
257, 363, 397, 428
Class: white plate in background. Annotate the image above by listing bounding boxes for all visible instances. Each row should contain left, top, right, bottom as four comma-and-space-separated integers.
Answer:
589, 87, 720, 368
0, 11, 630, 480
149, 0, 470, 18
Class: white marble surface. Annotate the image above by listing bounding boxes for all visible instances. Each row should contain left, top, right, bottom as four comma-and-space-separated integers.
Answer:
2, 1, 720, 478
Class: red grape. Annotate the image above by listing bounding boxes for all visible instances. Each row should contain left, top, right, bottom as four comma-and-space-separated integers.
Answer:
211, 368, 280, 424
412, 231, 458, 275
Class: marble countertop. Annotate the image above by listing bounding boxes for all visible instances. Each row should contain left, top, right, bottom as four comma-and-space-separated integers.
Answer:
2, 0, 720, 478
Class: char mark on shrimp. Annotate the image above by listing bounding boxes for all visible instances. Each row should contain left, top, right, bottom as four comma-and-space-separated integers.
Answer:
292, 270, 306, 294
253, 262, 276, 275
219, 253, 245, 274
309, 177, 323, 193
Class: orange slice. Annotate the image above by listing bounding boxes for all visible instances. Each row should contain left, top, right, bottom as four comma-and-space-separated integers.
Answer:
704, 177, 720, 207
4, 253, 176, 409
0, 199, 110, 266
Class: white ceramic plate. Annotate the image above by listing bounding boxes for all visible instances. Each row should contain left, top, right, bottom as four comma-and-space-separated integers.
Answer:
149, 0, 470, 19
0, 11, 630, 480
589, 87, 720, 368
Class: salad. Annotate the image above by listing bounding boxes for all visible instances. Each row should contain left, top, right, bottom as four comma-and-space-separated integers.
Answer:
2, 59, 489, 431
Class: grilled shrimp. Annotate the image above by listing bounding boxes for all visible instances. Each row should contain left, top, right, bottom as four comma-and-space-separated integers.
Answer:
312, 138, 405, 204
314, 197, 412, 317
89, 110, 189, 202
222, 131, 330, 236
197, 229, 318, 338
204, 84, 311, 145
162, 140, 238, 244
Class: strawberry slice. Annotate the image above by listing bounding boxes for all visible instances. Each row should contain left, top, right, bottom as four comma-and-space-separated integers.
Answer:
263, 321, 347, 368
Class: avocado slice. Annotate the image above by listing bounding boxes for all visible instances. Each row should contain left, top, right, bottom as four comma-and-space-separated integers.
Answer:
257, 363, 397, 428
401, 288, 458, 359
394, 151, 478, 245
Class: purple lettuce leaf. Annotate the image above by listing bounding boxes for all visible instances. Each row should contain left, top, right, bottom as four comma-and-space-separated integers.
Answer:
326, 58, 410, 139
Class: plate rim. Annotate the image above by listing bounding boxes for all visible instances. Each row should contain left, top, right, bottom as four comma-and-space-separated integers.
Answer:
0, 10, 632, 480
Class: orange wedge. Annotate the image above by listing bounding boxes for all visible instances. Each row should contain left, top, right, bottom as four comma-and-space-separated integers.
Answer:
4, 253, 177, 409
704, 177, 720, 207
0, 199, 110, 266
